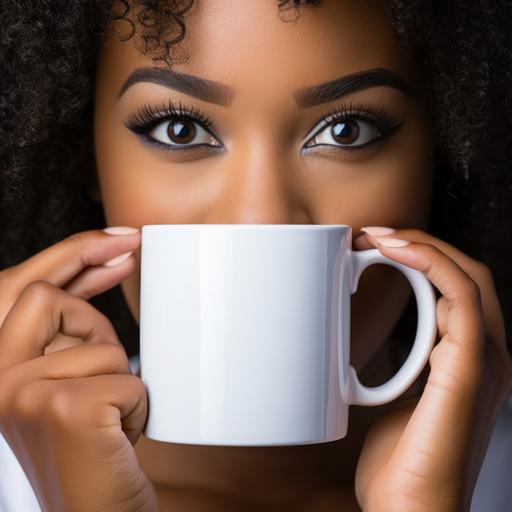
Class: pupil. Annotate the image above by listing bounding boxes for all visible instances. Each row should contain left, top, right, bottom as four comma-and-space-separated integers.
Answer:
168, 120, 195, 143
332, 121, 359, 143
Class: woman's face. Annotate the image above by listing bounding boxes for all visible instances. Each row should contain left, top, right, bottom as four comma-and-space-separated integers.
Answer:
93, 0, 432, 371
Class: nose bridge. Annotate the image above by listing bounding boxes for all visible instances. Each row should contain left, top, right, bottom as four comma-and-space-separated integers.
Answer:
205, 139, 299, 224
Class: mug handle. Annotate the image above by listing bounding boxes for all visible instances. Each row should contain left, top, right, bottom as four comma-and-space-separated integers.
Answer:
346, 248, 437, 406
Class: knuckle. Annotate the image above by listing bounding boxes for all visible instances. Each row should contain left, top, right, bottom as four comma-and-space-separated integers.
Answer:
63, 230, 101, 252
415, 243, 437, 271
123, 376, 148, 412
128, 373, 145, 391
96, 310, 119, 337
97, 343, 131, 373
75, 283, 95, 301
133, 375, 148, 397
64, 230, 105, 267
63, 231, 89, 247
44, 382, 81, 426
12, 381, 49, 422
21, 280, 59, 302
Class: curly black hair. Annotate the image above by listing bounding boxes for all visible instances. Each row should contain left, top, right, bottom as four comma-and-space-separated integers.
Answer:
1, 0, 511, 359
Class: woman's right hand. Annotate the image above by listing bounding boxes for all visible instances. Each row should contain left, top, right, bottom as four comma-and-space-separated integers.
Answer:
0, 227, 159, 512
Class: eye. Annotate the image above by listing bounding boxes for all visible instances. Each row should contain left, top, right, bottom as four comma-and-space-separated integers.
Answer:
149, 118, 220, 149
303, 103, 404, 152
306, 119, 379, 148
125, 99, 223, 152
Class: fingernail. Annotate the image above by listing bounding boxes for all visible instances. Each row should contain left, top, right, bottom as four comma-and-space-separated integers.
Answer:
103, 251, 133, 267
103, 226, 140, 235
373, 237, 410, 248
361, 226, 395, 237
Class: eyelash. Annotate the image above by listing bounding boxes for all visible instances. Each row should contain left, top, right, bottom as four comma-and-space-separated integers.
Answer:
124, 98, 404, 154
308, 102, 403, 151
126, 98, 216, 141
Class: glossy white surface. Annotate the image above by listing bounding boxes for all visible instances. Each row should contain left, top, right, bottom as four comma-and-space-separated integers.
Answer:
140, 224, 436, 446
347, 249, 437, 406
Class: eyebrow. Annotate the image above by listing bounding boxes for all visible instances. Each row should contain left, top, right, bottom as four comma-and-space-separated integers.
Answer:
117, 67, 234, 106
117, 66, 416, 107
294, 68, 416, 107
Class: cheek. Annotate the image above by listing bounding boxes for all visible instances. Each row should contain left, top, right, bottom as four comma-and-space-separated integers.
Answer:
375, 116, 433, 229
305, 119, 433, 230
94, 120, 212, 227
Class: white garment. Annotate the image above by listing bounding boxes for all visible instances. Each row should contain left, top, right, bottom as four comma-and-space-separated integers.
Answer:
1, 355, 511, 512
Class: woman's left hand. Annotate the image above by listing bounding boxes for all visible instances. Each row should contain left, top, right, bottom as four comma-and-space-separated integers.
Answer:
352, 227, 512, 512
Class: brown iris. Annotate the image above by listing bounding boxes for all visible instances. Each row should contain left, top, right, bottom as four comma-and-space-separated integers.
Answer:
331, 120, 359, 144
167, 119, 196, 144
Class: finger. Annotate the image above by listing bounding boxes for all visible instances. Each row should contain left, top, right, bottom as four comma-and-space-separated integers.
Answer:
43, 332, 84, 354
94, 374, 148, 446
368, 239, 486, 379
358, 240, 492, 484
0, 281, 120, 371
48, 374, 148, 446
1, 374, 152, 510
353, 234, 374, 251
361, 226, 477, 269
361, 227, 506, 349
63, 252, 138, 300
10, 343, 131, 383
1, 227, 141, 303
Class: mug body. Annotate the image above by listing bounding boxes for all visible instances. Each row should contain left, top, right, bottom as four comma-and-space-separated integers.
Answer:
140, 224, 353, 446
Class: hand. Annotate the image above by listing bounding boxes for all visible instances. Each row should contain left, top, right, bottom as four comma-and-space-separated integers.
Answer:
0, 228, 159, 512
352, 227, 512, 512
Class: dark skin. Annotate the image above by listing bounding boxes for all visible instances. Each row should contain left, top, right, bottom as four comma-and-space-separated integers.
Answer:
93, 0, 431, 508
0, 1, 509, 511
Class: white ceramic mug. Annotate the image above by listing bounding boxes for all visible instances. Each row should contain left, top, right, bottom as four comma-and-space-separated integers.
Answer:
139, 224, 436, 446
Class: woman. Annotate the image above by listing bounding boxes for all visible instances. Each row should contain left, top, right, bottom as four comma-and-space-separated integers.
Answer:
0, 0, 511, 510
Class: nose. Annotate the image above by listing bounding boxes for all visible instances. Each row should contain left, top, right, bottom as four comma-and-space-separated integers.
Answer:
205, 143, 307, 224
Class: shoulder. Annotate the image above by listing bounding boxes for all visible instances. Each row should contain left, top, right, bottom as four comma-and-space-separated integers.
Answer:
470, 391, 512, 512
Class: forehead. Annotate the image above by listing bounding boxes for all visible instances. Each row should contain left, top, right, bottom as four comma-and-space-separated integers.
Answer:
98, 0, 421, 102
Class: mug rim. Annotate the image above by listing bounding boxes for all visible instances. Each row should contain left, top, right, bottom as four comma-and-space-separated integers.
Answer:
142, 224, 351, 231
